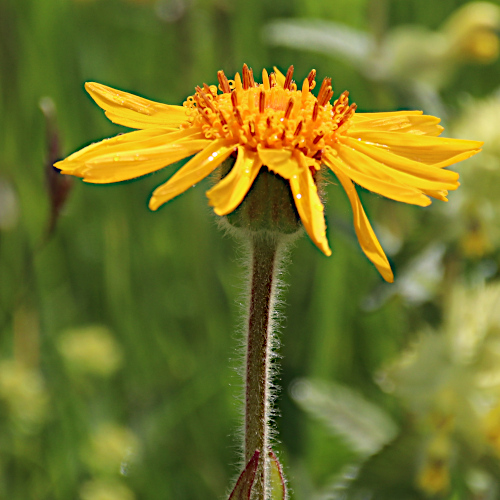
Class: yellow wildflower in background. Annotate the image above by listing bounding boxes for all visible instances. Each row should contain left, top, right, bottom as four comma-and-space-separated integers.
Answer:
57, 325, 123, 377
55, 65, 482, 282
82, 422, 140, 474
0, 359, 48, 434
80, 479, 135, 500
379, 284, 500, 494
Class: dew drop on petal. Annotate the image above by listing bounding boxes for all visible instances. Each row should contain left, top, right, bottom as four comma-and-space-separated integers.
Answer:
114, 156, 119, 162
296, 193, 302, 199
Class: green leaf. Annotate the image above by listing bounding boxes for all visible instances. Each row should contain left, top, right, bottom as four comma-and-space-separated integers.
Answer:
291, 378, 398, 458
228, 451, 260, 500
269, 450, 287, 500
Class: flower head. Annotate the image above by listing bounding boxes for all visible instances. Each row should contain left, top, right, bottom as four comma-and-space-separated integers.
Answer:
55, 64, 482, 282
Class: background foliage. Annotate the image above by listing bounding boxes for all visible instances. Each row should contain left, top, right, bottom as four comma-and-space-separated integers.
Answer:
1, 0, 500, 498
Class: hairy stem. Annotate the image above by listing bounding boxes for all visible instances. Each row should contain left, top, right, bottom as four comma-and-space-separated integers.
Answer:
245, 234, 283, 499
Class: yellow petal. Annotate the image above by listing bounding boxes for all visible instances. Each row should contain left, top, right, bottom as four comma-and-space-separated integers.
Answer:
330, 165, 394, 282
206, 146, 262, 216
323, 149, 431, 207
85, 82, 189, 130
59, 128, 205, 165
341, 136, 459, 188
345, 129, 483, 167
350, 113, 443, 136
257, 146, 292, 168
56, 129, 210, 183
273, 67, 286, 88
289, 154, 331, 256
353, 111, 424, 122
257, 146, 297, 178
149, 139, 235, 210
337, 140, 459, 193
422, 189, 449, 201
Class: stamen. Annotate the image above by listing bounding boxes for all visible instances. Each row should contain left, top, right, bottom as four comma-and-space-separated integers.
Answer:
242, 64, 250, 90
269, 72, 277, 87
313, 150, 323, 160
259, 90, 266, 113
234, 108, 244, 126
307, 69, 316, 90
284, 98, 294, 119
217, 70, 231, 93
294, 120, 303, 136
203, 83, 213, 96
312, 101, 319, 121
318, 86, 333, 106
195, 99, 213, 124
249, 67, 255, 87
337, 103, 357, 128
231, 91, 238, 108
266, 116, 272, 128
335, 91, 349, 108
249, 120, 256, 136
284, 65, 294, 90
262, 69, 270, 91
313, 133, 323, 144
196, 88, 217, 112
219, 110, 227, 126
317, 77, 331, 104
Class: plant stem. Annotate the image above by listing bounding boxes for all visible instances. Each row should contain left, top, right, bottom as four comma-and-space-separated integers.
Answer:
245, 233, 282, 499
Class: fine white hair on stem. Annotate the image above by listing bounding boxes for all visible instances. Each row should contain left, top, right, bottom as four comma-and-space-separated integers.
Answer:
218, 223, 297, 499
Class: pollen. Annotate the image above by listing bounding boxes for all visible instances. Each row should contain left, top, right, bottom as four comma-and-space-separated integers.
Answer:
182, 65, 356, 158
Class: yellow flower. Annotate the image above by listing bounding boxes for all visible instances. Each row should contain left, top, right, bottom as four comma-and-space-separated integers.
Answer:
55, 65, 482, 282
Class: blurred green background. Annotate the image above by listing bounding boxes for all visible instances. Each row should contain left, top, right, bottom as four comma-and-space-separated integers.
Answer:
2, 0, 500, 498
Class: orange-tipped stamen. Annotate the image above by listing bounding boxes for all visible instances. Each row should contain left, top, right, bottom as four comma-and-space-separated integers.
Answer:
231, 91, 238, 108
317, 78, 332, 105
203, 83, 212, 94
307, 69, 316, 90
234, 108, 244, 126
242, 64, 250, 90
249, 67, 255, 87
259, 90, 266, 113
217, 71, 231, 93
294, 120, 303, 137
284, 98, 294, 119
318, 87, 333, 106
284, 65, 294, 90
312, 101, 319, 121
313, 133, 324, 145
337, 103, 357, 128
197, 89, 217, 113
219, 110, 228, 126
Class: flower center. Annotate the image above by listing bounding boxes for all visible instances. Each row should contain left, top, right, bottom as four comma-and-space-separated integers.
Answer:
182, 65, 357, 160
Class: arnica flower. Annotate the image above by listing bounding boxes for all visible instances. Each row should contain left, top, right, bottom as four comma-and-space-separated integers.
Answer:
55, 64, 482, 282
